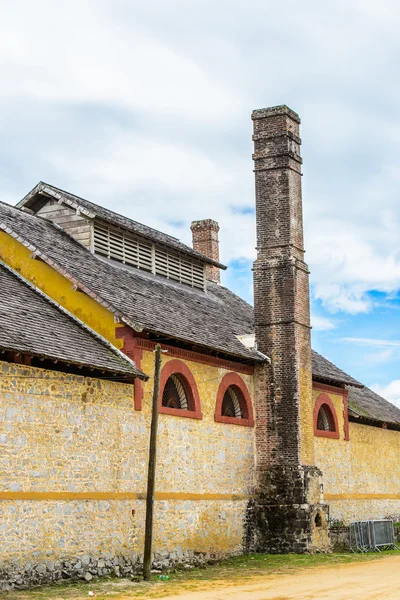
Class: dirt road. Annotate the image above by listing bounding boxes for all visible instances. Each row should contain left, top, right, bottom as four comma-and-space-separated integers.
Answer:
154, 555, 400, 600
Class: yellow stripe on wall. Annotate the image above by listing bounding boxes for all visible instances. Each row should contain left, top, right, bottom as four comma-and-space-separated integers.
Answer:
325, 493, 400, 501
2, 491, 398, 502
0, 491, 249, 502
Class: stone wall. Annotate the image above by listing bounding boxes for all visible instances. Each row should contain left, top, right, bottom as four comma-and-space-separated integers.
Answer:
246, 464, 328, 554
0, 356, 255, 589
314, 385, 400, 523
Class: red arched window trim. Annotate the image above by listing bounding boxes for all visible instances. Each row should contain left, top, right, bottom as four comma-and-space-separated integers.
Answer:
159, 359, 202, 420
215, 373, 254, 427
313, 393, 340, 439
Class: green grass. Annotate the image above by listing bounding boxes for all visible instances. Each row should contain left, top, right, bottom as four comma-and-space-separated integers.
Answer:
4, 550, 400, 600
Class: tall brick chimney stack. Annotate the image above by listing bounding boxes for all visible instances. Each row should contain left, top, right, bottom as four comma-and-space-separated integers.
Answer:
249, 105, 329, 554
252, 104, 314, 467
191, 219, 221, 283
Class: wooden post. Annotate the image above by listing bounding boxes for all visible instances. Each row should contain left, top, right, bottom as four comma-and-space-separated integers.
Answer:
143, 343, 162, 581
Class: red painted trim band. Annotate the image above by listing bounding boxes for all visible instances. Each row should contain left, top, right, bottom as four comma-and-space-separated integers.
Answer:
136, 338, 254, 375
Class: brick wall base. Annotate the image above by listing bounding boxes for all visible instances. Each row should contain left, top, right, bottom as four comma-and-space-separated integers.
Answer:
245, 465, 330, 553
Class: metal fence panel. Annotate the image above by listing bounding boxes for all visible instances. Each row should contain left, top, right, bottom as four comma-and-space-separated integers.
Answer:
371, 520, 395, 547
349, 520, 398, 552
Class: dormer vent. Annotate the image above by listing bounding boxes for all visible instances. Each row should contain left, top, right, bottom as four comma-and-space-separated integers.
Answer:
17, 182, 222, 290
93, 221, 205, 289
94, 222, 153, 270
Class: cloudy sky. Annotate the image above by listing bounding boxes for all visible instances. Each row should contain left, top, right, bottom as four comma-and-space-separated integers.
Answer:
2, 0, 400, 404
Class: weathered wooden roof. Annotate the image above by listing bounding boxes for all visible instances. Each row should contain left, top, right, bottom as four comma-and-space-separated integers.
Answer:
312, 351, 400, 426
311, 350, 362, 387
17, 182, 226, 269
2, 198, 399, 425
0, 261, 146, 379
0, 201, 257, 361
347, 384, 400, 427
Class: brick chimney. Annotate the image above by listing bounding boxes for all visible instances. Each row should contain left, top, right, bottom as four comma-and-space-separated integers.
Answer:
248, 105, 329, 554
190, 219, 220, 283
252, 104, 314, 467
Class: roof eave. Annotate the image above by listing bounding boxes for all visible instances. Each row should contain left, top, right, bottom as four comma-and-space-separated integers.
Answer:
0, 345, 142, 380
144, 325, 264, 365
348, 408, 400, 429
312, 375, 364, 389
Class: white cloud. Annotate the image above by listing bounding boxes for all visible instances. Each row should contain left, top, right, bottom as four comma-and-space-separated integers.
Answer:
341, 339, 399, 365
46, 128, 256, 261
372, 380, 400, 408
364, 349, 395, 364
0, 0, 239, 122
311, 315, 335, 331
342, 338, 400, 348
1, 0, 400, 314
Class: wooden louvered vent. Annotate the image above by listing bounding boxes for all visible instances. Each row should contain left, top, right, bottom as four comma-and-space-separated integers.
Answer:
94, 222, 153, 271
93, 222, 205, 289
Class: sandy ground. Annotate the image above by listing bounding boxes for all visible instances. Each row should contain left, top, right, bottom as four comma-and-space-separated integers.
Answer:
150, 555, 400, 600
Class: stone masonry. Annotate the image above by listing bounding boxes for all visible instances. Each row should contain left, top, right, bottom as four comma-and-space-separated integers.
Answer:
250, 105, 329, 553
0, 356, 254, 589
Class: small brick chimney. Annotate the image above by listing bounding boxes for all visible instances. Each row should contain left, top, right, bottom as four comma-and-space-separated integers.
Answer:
190, 219, 220, 283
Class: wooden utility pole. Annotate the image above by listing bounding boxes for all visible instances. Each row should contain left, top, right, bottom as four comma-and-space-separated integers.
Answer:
143, 343, 162, 581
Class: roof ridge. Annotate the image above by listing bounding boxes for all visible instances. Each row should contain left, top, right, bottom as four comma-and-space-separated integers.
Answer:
0, 259, 148, 380
39, 181, 181, 242
18, 181, 226, 269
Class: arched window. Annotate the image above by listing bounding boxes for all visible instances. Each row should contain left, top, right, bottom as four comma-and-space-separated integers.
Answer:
162, 374, 190, 410
313, 393, 339, 439
159, 359, 202, 420
221, 385, 246, 418
215, 373, 254, 427
317, 404, 335, 432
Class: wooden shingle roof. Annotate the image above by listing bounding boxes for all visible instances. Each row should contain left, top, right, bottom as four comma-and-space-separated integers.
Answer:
2, 198, 400, 425
0, 201, 256, 361
0, 261, 146, 379
347, 384, 400, 427
312, 351, 400, 427
311, 350, 362, 387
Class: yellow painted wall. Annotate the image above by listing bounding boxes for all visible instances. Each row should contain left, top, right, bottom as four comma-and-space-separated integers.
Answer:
0, 232, 120, 345
0, 355, 254, 573
299, 364, 315, 465
140, 350, 255, 498
313, 388, 400, 523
